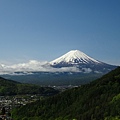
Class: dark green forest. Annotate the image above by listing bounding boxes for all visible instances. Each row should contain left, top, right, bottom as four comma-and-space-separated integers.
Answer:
12, 67, 120, 120
0, 77, 58, 96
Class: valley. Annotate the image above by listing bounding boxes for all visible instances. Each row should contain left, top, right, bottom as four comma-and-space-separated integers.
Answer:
12, 67, 120, 120
1, 71, 103, 86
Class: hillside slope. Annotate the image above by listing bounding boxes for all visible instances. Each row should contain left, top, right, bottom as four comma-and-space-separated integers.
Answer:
0, 77, 58, 96
12, 67, 120, 120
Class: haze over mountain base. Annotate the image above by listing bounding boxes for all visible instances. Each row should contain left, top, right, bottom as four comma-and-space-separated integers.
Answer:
1, 72, 103, 86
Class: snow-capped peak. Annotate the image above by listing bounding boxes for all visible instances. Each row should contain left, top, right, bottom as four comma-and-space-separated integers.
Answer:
50, 50, 101, 65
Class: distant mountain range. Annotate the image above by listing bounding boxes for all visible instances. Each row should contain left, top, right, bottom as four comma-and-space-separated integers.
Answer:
1, 50, 117, 85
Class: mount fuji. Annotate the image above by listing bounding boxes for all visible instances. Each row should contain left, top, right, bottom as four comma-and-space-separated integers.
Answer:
50, 50, 100, 65
50, 50, 116, 73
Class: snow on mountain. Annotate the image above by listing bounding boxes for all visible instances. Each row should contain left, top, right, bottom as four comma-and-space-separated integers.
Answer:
50, 50, 101, 66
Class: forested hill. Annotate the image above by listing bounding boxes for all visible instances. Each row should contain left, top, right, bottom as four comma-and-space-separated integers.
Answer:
0, 76, 19, 84
0, 77, 58, 96
13, 67, 120, 120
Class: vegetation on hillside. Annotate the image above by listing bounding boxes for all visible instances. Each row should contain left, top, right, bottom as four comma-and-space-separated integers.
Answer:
12, 67, 120, 120
0, 77, 58, 96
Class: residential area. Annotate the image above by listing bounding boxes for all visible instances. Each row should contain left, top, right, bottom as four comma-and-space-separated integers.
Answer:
0, 95, 41, 120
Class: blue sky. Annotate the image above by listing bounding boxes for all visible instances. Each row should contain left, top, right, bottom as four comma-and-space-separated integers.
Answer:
0, 0, 120, 65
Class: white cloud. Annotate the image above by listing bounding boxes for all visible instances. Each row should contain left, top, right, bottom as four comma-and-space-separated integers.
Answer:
81, 68, 92, 73
0, 60, 81, 74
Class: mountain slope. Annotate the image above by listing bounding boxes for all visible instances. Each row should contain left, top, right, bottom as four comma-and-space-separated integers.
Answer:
0, 77, 58, 95
50, 50, 117, 73
12, 67, 120, 120
50, 50, 100, 65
